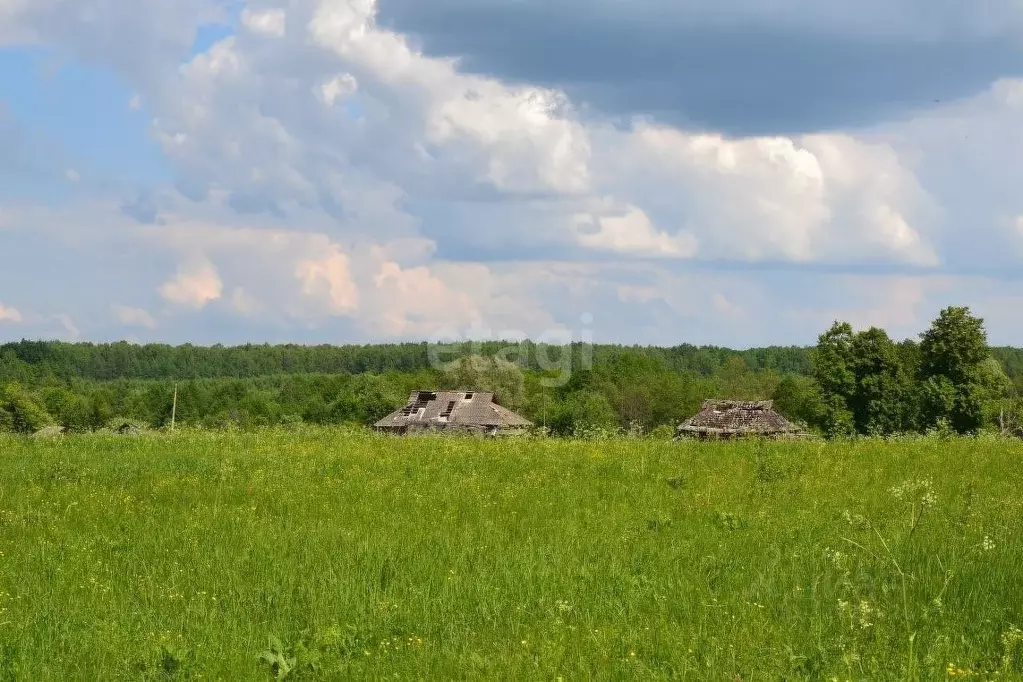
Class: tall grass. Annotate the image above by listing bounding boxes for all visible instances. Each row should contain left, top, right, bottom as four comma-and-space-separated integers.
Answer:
0, 431, 1021, 679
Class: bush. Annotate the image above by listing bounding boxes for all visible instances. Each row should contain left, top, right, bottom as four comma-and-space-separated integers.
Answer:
0, 383, 54, 434
648, 424, 676, 440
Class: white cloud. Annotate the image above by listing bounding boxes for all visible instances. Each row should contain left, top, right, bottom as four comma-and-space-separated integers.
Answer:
368, 259, 480, 337
8, 195, 1023, 346
7, 0, 1023, 346
95, 206, 549, 337
159, 258, 224, 309
296, 245, 360, 315
612, 126, 937, 265
230, 287, 262, 316
241, 8, 287, 37
113, 305, 157, 329
0, 0, 216, 83
65, 169, 80, 183
131, 0, 940, 271
134, 0, 593, 230
317, 73, 358, 106
0, 303, 22, 323
573, 205, 698, 258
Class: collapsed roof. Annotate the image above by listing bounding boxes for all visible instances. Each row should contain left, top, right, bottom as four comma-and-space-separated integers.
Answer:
375, 391, 532, 434
677, 399, 804, 438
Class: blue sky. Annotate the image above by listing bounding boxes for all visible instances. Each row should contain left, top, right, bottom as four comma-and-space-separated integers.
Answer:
0, 47, 171, 196
3, 0, 1023, 348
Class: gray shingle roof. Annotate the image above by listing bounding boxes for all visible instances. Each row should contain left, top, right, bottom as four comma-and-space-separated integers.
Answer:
677, 399, 803, 436
375, 390, 533, 431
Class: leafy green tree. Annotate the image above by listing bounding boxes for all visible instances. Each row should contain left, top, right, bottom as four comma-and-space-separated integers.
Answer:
719, 356, 751, 398
918, 306, 992, 433
848, 327, 913, 435
977, 357, 1015, 430
327, 374, 401, 425
811, 322, 856, 436
444, 356, 525, 410
811, 323, 920, 436
546, 391, 618, 436
0, 383, 54, 434
40, 386, 91, 432
618, 387, 654, 428
773, 375, 826, 429
233, 390, 281, 428
689, 349, 721, 375
919, 307, 988, 383
86, 390, 116, 430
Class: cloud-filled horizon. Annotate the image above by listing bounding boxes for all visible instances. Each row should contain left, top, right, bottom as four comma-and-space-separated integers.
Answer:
3, 0, 1023, 348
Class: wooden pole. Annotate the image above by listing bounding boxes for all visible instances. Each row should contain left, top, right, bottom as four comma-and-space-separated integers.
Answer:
171, 383, 178, 432
542, 383, 547, 436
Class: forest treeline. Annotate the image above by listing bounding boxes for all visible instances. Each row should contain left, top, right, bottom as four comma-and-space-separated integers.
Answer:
0, 340, 814, 381
2, 307, 1023, 436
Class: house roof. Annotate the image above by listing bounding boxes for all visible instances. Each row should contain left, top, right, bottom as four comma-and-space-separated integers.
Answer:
677, 399, 802, 436
375, 390, 533, 430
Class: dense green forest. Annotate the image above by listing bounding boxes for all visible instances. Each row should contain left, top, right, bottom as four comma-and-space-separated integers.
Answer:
0, 339, 814, 381
2, 306, 1022, 437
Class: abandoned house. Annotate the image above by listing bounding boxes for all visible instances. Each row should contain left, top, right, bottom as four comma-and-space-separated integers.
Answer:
374, 391, 533, 436
676, 400, 805, 440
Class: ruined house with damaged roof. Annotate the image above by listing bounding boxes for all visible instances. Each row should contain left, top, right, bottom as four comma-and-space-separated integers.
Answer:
676, 400, 805, 440
374, 391, 533, 436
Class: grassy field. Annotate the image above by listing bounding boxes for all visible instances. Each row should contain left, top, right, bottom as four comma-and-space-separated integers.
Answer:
0, 431, 1021, 680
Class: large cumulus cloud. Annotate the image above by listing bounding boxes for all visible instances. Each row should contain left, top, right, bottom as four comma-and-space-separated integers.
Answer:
136, 0, 936, 269
2, 0, 1023, 345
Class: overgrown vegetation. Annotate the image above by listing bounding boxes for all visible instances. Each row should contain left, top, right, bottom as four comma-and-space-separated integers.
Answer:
808, 307, 1012, 437
2, 306, 1022, 437
0, 431, 1020, 679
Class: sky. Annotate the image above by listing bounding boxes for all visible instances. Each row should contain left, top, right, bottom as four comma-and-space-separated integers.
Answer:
2, 1, 1023, 348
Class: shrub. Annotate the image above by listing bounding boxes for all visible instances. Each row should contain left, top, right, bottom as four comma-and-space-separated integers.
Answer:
0, 383, 54, 434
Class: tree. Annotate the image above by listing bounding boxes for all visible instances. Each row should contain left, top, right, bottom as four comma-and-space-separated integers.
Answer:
848, 327, 912, 435
40, 386, 90, 432
773, 375, 825, 430
919, 306, 988, 384
444, 356, 525, 410
327, 374, 401, 425
546, 391, 618, 436
811, 322, 856, 436
619, 387, 653, 428
719, 356, 751, 397
236, 391, 282, 428
0, 383, 54, 434
918, 306, 991, 433
977, 357, 1015, 430
85, 389, 116, 430
810, 323, 918, 436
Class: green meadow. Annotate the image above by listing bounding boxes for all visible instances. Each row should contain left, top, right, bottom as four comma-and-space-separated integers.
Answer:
0, 431, 1021, 680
